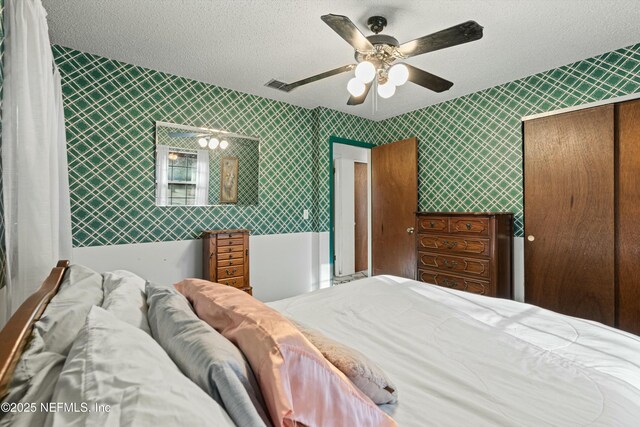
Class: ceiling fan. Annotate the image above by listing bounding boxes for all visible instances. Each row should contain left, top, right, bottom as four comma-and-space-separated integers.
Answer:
266, 14, 483, 105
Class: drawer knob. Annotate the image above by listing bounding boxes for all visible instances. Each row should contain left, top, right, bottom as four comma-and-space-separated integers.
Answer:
225, 268, 236, 275
443, 259, 458, 268
429, 221, 435, 228
442, 279, 458, 288
442, 240, 458, 249
407, 227, 414, 235
465, 223, 472, 230
528, 235, 535, 242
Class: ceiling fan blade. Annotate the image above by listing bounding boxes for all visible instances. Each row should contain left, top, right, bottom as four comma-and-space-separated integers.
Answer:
398, 21, 483, 58
321, 14, 374, 52
347, 81, 372, 105
406, 64, 453, 93
266, 64, 355, 92
168, 132, 210, 138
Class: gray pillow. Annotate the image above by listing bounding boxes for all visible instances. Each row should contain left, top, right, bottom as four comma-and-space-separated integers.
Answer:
0, 331, 65, 427
146, 282, 270, 427
0, 264, 104, 427
294, 321, 399, 405
102, 270, 150, 334
46, 306, 235, 427
36, 264, 104, 355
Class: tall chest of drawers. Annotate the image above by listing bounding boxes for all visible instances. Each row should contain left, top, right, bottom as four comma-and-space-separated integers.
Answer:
415, 212, 513, 298
202, 229, 252, 295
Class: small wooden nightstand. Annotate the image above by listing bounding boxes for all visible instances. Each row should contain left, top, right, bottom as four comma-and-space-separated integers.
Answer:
202, 229, 252, 295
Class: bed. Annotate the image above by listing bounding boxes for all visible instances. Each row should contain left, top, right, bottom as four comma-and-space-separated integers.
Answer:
1, 262, 640, 426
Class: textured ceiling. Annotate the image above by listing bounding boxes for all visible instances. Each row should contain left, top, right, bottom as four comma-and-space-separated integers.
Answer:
42, 0, 640, 121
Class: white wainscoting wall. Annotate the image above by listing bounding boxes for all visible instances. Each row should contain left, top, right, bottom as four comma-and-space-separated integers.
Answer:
71, 232, 524, 303
72, 232, 322, 302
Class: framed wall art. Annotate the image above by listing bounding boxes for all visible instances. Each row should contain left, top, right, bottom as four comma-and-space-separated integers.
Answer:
220, 157, 239, 203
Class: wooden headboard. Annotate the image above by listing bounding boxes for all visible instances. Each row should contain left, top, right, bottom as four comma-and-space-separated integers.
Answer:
0, 260, 70, 400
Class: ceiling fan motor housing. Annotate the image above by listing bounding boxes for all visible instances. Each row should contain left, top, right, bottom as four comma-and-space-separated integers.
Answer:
354, 33, 401, 71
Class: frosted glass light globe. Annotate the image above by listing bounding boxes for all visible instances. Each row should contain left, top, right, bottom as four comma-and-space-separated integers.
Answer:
347, 77, 366, 97
208, 138, 219, 149
355, 61, 376, 83
377, 81, 396, 98
198, 137, 208, 148
389, 63, 409, 86
220, 140, 229, 149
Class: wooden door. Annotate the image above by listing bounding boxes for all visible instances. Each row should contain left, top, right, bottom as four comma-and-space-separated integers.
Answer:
524, 106, 615, 325
354, 162, 368, 272
616, 99, 640, 334
372, 137, 418, 278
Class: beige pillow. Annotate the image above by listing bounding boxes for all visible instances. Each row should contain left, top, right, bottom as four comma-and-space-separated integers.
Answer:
294, 321, 398, 405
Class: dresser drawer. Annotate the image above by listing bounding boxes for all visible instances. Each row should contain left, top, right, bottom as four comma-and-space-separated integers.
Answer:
217, 265, 243, 279
416, 234, 491, 257
217, 251, 244, 261
217, 238, 245, 247
217, 258, 244, 267
449, 217, 490, 236
418, 251, 490, 278
418, 269, 491, 296
217, 233, 245, 240
219, 276, 245, 289
217, 244, 244, 254
417, 216, 448, 233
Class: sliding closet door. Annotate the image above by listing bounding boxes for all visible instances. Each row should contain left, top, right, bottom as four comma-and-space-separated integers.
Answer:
524, 106, 615, 325
617, 99, 640, 334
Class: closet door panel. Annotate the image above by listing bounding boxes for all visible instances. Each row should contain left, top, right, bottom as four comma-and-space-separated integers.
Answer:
524, 105, 615, 325
617, 99, 640, 334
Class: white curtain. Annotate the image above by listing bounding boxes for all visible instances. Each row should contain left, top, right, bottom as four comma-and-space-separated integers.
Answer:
195, 149, 209, 205
1, 0, 73, 324
155, 144, 170, 205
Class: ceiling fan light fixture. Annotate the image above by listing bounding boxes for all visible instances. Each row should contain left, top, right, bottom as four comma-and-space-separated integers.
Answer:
389, 63, 409, 86
198, 137, 208, 148
208, 138, 220, 150
354, 61, 376, 83
347, 77, 366, 97
220, 140, 229, 149
377, 80, 396, 99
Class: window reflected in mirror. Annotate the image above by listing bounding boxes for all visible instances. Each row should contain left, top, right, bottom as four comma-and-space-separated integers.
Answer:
155, 122, 259, 206
167, 150, 197, 205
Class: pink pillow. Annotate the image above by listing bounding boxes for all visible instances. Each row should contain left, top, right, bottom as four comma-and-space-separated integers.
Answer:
175, 279, 397, 427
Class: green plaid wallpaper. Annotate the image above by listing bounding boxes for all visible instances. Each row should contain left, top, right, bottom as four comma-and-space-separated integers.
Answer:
155, 126, 259, 206
53, 44, 321, 247
376, 42, 640, 236
25, 41, 640, 250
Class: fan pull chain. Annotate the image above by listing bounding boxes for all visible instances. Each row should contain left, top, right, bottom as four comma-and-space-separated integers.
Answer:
372, 80, 377, 114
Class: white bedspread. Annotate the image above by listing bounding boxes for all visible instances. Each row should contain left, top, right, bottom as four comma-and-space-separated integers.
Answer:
269, 275, 640, 427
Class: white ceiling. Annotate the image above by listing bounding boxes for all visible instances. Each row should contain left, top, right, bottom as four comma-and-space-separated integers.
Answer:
42, 0, 640, 121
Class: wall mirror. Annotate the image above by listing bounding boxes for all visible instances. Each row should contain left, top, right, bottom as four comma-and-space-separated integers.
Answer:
155, 121, 260, 206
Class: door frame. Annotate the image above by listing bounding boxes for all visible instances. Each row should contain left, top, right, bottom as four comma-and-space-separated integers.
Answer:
329, 136, 375, 285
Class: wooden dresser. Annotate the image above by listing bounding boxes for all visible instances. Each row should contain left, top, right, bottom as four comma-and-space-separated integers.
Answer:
415, 212, 513, 298
202, 229, 252, 295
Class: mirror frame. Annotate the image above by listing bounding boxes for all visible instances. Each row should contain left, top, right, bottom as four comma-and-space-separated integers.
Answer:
154, 121, 260, 207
